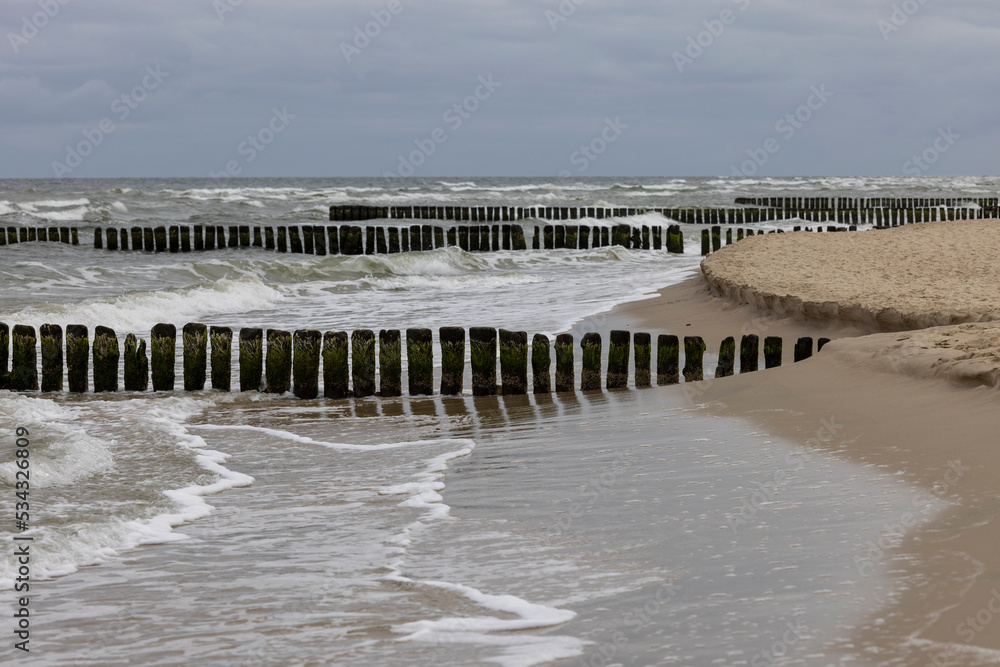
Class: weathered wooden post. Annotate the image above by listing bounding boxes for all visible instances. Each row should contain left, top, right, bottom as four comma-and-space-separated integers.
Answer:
379, 329, 402, 397
277, 226, 288, 253
555, 333, 574, 392
818, 338, 831, 351
210, 326, 232, 391
254, 227, 263, 248
634, 332, 651, 387
764, 336, 782, 369
181, 226, 191, 252
712, 225, 721, 252
194, 225, 204, 251
701, 230, 710, 255
388, 228, 400, 253
239, 328, 263, 392
512, 226, 528, 250
289, 227, 303, 253
322, 331, 349, 398
40, 324, 62, 392
726, 228, 732, 245
105, 228, 118, 250
154, 226, 167, 252
119, 228, 128, 250
406, 328, 433, 396
66, 325, 88, 393
470, 327, 497, 396
435, 226, 445, 249
544, 225, 554, 249
293, 329, 322, 399
204, 225, 216, 250
376, 227, 387, 254
265, 227, 275, 250
182, 323, 207, 391
499, 329, 528, 395
124, 333, 148, 391
740, 334, 759, 373
401, 228, 410, 252
341, 226, 363, 255
580, 333, 602, 391
92, 326, 120, 392
606, 330, 630, 389
715, 336, 736, 378
239, 225, 251, 248
683, 336, 706, 382
352, 329, 376, 397
794, 337, 813, 362
151, 323, 177, 391
439, 327, 465, 395
364, 226, 376, 255
167, 226, 179, 252
531, 333, 551, 393
71, 227, 79, 245
265, 329, 292, 394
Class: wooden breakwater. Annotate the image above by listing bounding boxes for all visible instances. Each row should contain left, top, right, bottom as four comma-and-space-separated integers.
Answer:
735, 196, 1000, 210
1, 226, 79, 246
0, 323, 829, 398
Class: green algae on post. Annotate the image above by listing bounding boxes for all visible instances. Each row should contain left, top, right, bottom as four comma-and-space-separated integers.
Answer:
794, 337, 813, 362
470, 327, 497, 396
606, 330, 630, 389
715, 336, 736, 378
439, 327, 465, 396
531, 334, 551, 394
379, 329, 402, 397
292, 329, 322, 399
555, 333, 574, 392
580, 333, 602, 391
239, 328, 263, 392
93, 326, 120, 392
764, 336, 782, 369
277, 226, 288, 253
40, 324, 63, 392
322, 331, 349, 399
289, 227, 303, 253
499, 329, 528, 395
124, 333, 148, 391
182, 323, 207, 391
352, 329, 376, 398
701, 229, 710, 255
633, 332, 651, 388
210, 326, 232, 391
151, 323, 177, 391
0, 323, 8, 388
406, 328, 434, 396
154, 226, 167, 252
740, 334, 759, 374
66, 324, 89, 393
265, 329, 292, 394
683, 336, 706, 382
265, 227, 275, 250
657, 334, 679, 385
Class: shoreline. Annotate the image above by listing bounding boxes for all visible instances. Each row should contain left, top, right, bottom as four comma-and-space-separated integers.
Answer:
611, 238, 1000, 662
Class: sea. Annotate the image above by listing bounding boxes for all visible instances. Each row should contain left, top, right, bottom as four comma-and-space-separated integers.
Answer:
1, 176, 998, 666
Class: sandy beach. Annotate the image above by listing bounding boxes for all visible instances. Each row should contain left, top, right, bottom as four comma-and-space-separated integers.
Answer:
617, 220, 1000, 664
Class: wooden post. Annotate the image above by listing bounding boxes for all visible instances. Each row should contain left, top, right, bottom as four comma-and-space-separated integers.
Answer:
606, 330, 630, 389
794, 337, 813, 362
401, 228, 410, 252
365, 226, 376, 255
66, 325, 88, 393
499, 329, 528, 395
512, 225, 527, 250
194, 225, 204, 251
265, 329, 292, 394
239, 328, 263, 392
712, 225, 721, 252
154, 226, 167, 252
579, 225, 590, 250
93, 326, 120, 392
764, 336, 782, 369
181, 226, 191, 251
167, 226, 179, 252
182, 323, 207, 391
818, 337, 831, 351
277, 226, 288, 252
388, 228, 400, 253
439, 327, 465, 395
740, 335, 759, 373
715, 336, 735, 378
302, 227, 315, 254
351, 329, 376, 397
435, 226, 445, 249
322, 331, 349, 398
289, 227, 303, 253
341, 226, 363, 255
40, 324, 62, 392
470, 327, 497, 396
683, 336, 705, 382
379, 329, 402, 397
210, 326, 232, 391
253, 227, 263, 248
406, 328, 434, 396
580, 333, 602, 391
555, 333, 574, 392
701, 229, 710, 255
124, 333, 148, 391
544, 225, 554, 249
265, 227, 275, 250
151, 323, 177, 391
531, 333, 551, 393
634, 332, 651, 387
376, 227, 387, 254
293, 329, 322, 399
106, 228, 118, 250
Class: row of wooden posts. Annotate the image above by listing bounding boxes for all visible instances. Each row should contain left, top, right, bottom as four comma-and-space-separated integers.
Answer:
89, 223, 693, 254
1, 226, 79, 246
734, 196, 999, 210
330, 204, 990, 226
0, 323, 829, 398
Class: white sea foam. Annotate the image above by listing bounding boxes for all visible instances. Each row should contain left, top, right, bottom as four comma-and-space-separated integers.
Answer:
25, 198, 91, 208
24, 206, 88, 222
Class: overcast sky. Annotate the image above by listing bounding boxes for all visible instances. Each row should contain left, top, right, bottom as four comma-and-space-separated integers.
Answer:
0, 0, 996, 179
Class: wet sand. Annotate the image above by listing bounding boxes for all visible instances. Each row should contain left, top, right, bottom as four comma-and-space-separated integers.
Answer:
614, 226, 1000, 663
